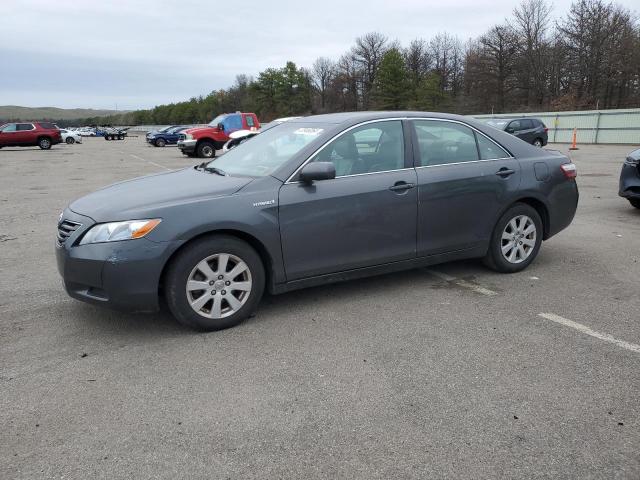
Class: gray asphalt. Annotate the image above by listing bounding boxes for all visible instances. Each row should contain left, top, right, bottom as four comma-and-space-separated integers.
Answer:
1, 138, 639, 479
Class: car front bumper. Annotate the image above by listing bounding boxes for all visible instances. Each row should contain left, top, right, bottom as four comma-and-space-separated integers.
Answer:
619, 163, 640, 199
177, 139, 196, 154
55, 209, 182, 312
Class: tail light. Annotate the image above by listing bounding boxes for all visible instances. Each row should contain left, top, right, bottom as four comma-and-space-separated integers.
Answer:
544, 127, 548, 133
560, 163, 577, 179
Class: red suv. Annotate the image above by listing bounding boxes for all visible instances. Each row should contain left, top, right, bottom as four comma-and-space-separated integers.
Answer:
0, 122, 62, 150
177, 112, 260, 158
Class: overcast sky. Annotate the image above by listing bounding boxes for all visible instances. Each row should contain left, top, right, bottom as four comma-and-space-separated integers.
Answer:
1, 0, 638, 110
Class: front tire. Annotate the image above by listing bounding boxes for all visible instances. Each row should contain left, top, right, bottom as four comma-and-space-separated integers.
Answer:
155, 138, 166, 147
38, 137, 52, 150
483, 203, 543, 273
165, 235, 265, 331
629, 199, 640, 209
197, 141, 216, 159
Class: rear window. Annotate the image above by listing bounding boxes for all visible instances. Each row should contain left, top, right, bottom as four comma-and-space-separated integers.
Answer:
39, 122, 57, 129
17, 123, 35, 131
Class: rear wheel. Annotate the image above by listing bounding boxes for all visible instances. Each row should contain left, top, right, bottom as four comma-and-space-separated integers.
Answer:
483, 203, 543, 273
197, 141, 216, 159
629, 199, 640, 209
38, 137, 52, 150
118, 134, 124, 140
165, 235, 265, 331
533, 138, 543, 147
155, 138, 166, 147
65, 137, 75, 145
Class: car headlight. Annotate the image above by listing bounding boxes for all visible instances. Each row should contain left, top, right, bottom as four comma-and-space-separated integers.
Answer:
624, 156, 639, 166
79, 219, 161, 245
185, 133, 193, 140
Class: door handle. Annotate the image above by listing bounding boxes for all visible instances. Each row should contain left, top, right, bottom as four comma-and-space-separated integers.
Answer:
389, 181, 415, 192
495, 168, 516, 178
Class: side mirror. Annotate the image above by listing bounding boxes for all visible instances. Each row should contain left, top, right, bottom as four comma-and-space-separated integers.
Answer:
217, 123, 225, 131
299, 162, 336, 184
505, 127, 514, 134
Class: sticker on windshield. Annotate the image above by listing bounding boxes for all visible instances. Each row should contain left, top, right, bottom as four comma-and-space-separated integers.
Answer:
294, 128, 324, 136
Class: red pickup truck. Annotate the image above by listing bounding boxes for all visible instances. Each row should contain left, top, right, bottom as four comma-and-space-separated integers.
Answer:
0, 121, 62, 150
177, 112, 260, 158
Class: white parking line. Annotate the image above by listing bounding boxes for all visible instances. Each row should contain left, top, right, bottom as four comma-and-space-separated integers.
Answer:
128, 153, 171, 171
539, 313, 640, 354
426, 269, 498, 296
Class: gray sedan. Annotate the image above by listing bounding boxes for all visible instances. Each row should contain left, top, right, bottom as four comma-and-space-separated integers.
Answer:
56, 112, 579, 331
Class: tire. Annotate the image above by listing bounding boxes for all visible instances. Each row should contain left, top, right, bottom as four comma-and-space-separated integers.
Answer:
105, 135, 111, 141
197, 141, 216, 159
533, 138, 543, 147
483, 203, 543, 273
155, 138, 166, 147
165, 235, 265, 331
38, 137, 52, 150
629, 199, 640, 209
118, 135, 124, 140
65, 137, 75, 145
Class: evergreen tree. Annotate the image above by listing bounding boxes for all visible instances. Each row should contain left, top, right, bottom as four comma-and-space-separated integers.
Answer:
372, 49, 410, 110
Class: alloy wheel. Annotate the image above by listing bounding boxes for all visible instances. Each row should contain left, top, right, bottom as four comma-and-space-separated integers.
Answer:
501, 215, 536, 264
185, 253, 252, 319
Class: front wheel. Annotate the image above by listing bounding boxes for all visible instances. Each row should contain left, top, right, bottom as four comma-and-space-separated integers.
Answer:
629, 199, 640, 209
483, 203, 543, 273
165, 235, 265, 331
197, 141, 216, 159
38, 137, 52, 150
155, 138, 166, 147
65, 137, 75, 144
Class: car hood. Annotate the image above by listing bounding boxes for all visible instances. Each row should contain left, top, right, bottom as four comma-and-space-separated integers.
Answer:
69, 167, 252, 222
185, 126, 216, 136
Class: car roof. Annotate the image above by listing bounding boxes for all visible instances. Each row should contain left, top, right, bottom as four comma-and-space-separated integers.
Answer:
294, 111, 481, 125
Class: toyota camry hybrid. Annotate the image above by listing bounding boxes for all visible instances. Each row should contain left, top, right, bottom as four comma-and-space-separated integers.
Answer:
56, 112, 579, 331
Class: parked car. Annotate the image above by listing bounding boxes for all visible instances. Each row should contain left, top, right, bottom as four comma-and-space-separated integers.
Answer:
619, 148, 640, 209
485, 118, 548, 147
56, 111, 579, 331
145, 125, 181, 143
147, 126, 189, 147
78, 128, 96, 137
177, 112, 260, 158
222, 117, 302, 153
0, 122, 62, 150
59, 129, 83, 145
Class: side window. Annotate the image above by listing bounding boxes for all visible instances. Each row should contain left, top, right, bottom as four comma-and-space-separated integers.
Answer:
520, 119, 533, 130
311, 120, 404, 177
39, 122, 56, 129
507, 120, 521, 131
413, 120, 479, 166
475, 133, 510, 160
1, 124, 17, 132
223, 115, 242, 132
246, 116, 255, 128
17, 123, 34, 131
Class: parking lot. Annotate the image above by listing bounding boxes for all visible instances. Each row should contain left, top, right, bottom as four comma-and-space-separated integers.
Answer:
1, 137, 639, 478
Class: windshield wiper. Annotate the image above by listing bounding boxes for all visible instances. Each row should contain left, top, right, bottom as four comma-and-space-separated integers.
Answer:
195, 162, 227, 176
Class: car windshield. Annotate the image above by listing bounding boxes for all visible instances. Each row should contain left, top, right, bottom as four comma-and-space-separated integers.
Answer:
485, 120, 508, 129
208, 114, 227, 127
205, 122, 328, 177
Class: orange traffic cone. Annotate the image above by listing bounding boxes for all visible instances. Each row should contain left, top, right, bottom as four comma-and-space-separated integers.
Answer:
569, 128, 579, 150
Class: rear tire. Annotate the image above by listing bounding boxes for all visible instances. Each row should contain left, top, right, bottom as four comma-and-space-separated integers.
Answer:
629, 199, 640, 209
533, 138, 543, 147
155, 138, 166, 147
65, 137, 75, 145
165, 235, 265, 331
483, 203, 543, 273
197, 141, 216, 159
38, 137, 52, 150
118, 134, 124, 140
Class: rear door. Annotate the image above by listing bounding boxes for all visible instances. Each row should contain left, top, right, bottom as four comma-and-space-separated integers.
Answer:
15, 123, 36, 144
278, 120, 418, 281
411, 119, 521, 256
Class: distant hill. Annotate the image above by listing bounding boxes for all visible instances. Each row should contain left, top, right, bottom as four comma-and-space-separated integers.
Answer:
0, 105, 129, 121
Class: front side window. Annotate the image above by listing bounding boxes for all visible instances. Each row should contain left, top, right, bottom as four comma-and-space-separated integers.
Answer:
207, 122, 328, 177
310, 120, 404, 177
520, 119, 534, 130
1, 123, 17, 132
413, 120, 479, 166
508, 120, 522, 131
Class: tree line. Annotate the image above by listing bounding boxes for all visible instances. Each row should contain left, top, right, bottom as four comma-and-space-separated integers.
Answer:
65, 0, 639, 126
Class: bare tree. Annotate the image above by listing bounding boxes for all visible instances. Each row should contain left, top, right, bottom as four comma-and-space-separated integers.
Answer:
311, 57, 335, 112
352, 32, 388, 109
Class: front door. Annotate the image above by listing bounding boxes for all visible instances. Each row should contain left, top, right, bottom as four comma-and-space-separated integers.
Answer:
279, 120, 418, 281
